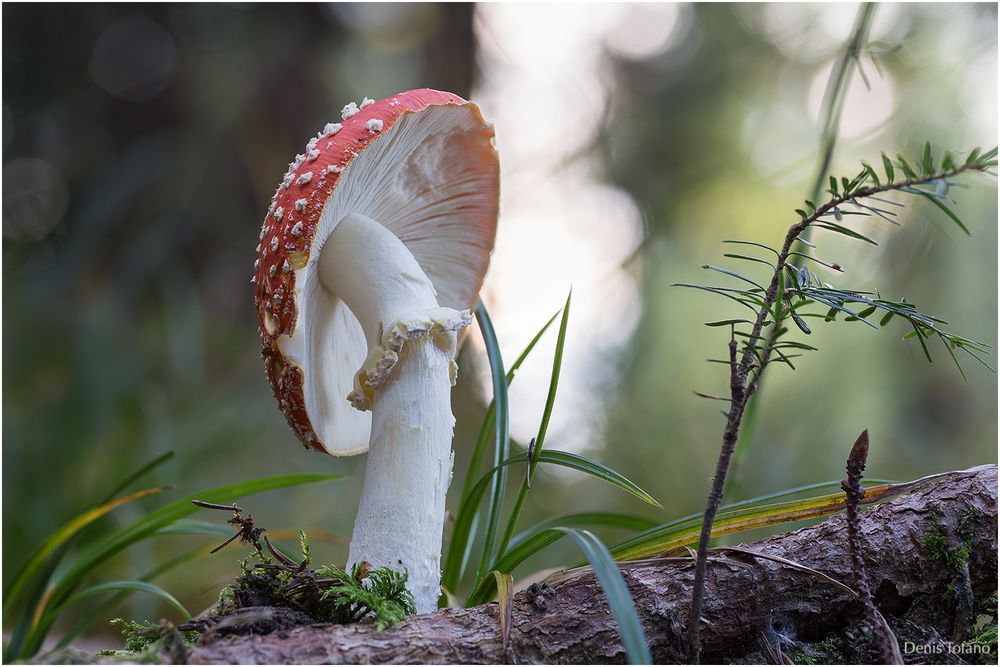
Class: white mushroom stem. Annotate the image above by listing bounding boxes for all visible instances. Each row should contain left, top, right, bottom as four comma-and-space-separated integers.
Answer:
349, 337, 456, 613
319, 212, 471, 614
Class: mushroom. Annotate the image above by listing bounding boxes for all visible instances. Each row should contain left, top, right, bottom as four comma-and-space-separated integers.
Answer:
253, 89, 499, 613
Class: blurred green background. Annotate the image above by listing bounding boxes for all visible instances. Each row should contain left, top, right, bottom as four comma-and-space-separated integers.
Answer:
3, 2, 996, 648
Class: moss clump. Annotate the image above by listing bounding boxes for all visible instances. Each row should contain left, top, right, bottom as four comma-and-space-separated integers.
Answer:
220, 558, 415, 630
968, 594, 998, 664
97, 618, 197, 661
188, 530, 416, 639
971, 621, 997, 646
314, 562, 415, 630
784, 638, 835, 665
786, 648, 817, 664
922, 515, 971, 571
213, 583, 236, 616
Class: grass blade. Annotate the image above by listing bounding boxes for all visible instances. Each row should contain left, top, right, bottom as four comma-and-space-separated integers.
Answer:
609, 479, 919, 561
532, 450, 660, 507
509, 512, 659, 551
442, 310, 560, 596
6, 455, 174, 614
720, 477, 895, 511
467, 529, 563, 606
43, 581, 191, 625
52, 474, 340, 592
474, 302, 511, 583
152, 519, 239, 538
460, 309, 560, 503
19, 473, 341, 658
3, 487, 166, 615
101, 451, 176, 504
558, 529, 651, 664
466, 449, 663, 512
496, 290, 572, 556
5, 451, 176, 662
458, 449, 661, 605
490, 571, 514, 649
528, 291, 572, 484
53, 545, 213, 650
470, 530, 652, 664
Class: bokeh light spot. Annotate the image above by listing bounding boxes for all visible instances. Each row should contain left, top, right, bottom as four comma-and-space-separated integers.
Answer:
2, 158, 69, 241
88, 14, 178, 101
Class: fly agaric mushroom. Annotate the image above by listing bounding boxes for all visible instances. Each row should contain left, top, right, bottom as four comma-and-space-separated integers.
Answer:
253, 89, 499, 613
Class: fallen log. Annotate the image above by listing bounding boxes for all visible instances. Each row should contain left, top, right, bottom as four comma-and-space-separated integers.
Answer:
175, 464, 996, 664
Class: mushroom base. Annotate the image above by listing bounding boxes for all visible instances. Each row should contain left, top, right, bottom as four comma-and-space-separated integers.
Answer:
346, 332, 459, 614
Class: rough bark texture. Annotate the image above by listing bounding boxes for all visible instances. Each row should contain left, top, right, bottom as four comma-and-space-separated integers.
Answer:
163, 465, 997, 665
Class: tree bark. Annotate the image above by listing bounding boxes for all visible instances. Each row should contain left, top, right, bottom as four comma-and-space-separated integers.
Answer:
177, 465, 996, 663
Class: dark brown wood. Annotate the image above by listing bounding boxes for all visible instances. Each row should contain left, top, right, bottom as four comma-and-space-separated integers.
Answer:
175, 465, 996, 665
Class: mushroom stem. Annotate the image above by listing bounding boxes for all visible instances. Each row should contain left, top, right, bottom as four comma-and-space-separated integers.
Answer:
319, 212, 470, 613
348, 335, 456, 613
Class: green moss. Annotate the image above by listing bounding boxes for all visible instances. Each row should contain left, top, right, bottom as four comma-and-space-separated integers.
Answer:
786, 648, 818, 664
959, 508, 981, 532
785, 639, 835, 665
922, 514, 971, 571
970, 622, 997, 647
213, 531, 415, 631
110, 619, 163, 654
298, 530, 312, 566
99, 618, 197, 661
313, 562, 415, 630
814, 639, 834, 652
214, 584, 236, 616
969, 598, 998, 663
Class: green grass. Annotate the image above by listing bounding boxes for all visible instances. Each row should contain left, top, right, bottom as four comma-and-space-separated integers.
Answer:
446, 295, 658, 663
2, 462, 343, 662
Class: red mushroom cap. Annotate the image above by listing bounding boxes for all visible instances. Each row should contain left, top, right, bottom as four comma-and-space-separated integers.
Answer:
253, 89, 499, 454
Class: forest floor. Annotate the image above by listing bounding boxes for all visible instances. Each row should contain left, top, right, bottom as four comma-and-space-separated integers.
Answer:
37, 465, 998, 665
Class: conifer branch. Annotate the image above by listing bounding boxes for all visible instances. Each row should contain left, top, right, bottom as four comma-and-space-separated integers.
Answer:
683, 146, 997, 662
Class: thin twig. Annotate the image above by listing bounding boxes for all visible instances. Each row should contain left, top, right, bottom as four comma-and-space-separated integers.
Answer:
191, 500, 243, 512
728, 2, 877, 504
685, 328, 745, 658
841, 430, 903, 664
262, 533, 300, 570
